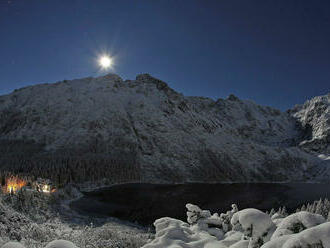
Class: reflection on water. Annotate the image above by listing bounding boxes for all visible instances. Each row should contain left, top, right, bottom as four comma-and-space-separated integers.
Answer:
70, 183, 330, 226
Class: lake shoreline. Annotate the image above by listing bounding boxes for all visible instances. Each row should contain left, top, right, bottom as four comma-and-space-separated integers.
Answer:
71, 182, 330, 226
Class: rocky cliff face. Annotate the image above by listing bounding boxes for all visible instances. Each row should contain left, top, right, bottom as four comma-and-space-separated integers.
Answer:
0, 74, 328, 183
289, 94, 330, 155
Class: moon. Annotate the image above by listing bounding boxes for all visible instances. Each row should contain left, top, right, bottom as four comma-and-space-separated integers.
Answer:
99, 55, 112, 69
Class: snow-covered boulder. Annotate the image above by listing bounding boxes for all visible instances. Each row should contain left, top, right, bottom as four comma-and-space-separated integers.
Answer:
229, 240, 249, 248
203, 241, 227, 248
45, 240, 78, 248
141, 217, 218, 248
260, 235, 295, 248
224, 230, 244, 241
272, 218, 284, 227
271, 213, 283, 220
271, 211, 325, 240
231, 209, 276, 244
271, 211, 286, 227
218, 231, 244, 247
281, 222, 330, 248
1, 242, 25, 248
264, 222, 330, 248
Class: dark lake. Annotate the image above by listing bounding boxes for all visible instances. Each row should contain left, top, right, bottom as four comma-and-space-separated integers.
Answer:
70, 183, 330, 226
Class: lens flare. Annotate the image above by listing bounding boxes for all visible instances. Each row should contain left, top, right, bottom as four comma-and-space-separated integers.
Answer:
99, 56, 112, 69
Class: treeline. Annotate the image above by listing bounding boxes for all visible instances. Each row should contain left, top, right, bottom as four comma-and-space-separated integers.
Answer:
295, 198, 330, 219
0, 155, 141, 187
0, 140, 141, 188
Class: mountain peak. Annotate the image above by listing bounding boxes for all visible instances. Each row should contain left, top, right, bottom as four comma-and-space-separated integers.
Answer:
102, 73, 123, 82
227, 94, 240, 101
136, 74, 169, 90
290, 93, 330, 154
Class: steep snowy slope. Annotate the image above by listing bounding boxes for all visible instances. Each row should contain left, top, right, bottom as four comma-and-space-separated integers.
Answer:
289, 94, 330, 154
0, 74, 328, 183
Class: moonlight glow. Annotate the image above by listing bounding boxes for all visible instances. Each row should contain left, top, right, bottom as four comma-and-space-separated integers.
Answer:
99, 55, 112, 69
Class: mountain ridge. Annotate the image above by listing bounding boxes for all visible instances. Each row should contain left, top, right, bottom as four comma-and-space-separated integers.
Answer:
0, 73, 329, 184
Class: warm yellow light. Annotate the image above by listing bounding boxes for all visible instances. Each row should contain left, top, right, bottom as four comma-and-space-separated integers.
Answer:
42, 185, 50, 193
99, 56, 112, 69
4, 176, 26, 194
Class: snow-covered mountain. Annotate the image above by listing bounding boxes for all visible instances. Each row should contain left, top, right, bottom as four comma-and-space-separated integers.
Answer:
0, 74, 329, 183
289, 94, 330, 154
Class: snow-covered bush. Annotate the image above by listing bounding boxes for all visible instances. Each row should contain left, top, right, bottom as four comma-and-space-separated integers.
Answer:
276, 207, 288, 218
231, 208, 276, 246
217, 230, 244, 247
221, 204, 239, 232
45, 240, 77, 248
229, 240, 249, 248
143, 200, 330, 248
260, 235, 294, 248
0, 194, 150, 248
270, 213, 285, 227
1, 242, 25, 248
186, 203, 238, 236
68, 222, 150, 248
186, 203, 224, 239
2, 189, 55, 223
271, 211, 325, 240
142, 217, 219, 248
143, 203, 329, 248
28, 223, 49, 242
186, 203, 211, 225
142, 204, 242, 248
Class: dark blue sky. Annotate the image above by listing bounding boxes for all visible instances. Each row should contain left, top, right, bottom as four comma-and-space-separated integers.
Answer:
0, 0, 329, 110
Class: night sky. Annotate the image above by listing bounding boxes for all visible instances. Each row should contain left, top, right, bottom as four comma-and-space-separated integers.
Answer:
0, 0, 329, 110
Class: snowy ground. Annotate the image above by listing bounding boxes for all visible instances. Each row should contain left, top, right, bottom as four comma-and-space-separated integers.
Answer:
0, 187, 152, 248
